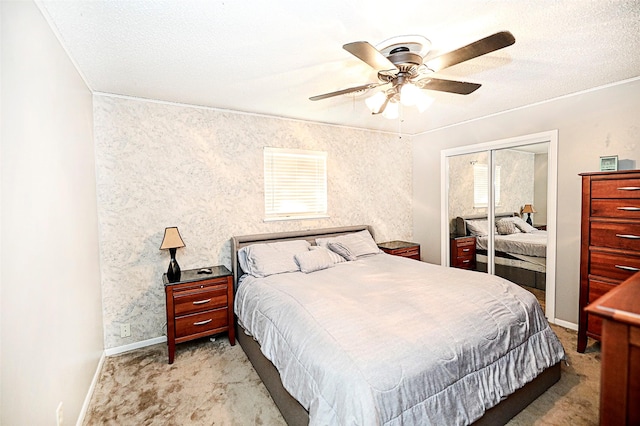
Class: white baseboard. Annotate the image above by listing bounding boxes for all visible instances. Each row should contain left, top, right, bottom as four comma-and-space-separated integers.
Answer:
104, 336, 167, 357
76, 351, 105, 426
551, 318, 578, 331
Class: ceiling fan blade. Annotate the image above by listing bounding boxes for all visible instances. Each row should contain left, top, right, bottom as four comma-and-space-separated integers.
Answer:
343, 41, 397, 71
425, 31, 515, 72
416, 77, 481, 95
309, 82, 384, 101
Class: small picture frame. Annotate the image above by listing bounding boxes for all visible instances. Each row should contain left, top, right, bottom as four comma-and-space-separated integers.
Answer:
599, 155, 618, 172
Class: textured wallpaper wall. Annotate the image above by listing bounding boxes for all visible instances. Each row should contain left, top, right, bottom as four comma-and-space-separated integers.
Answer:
93, 95, 412, 348
447, 149, 535, 233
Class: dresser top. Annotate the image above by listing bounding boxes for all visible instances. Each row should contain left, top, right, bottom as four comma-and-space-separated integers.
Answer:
579, 169, 640, 177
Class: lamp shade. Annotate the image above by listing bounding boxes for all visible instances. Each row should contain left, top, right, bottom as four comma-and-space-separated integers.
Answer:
160, 227, 185, 250
522, 204, 536, 214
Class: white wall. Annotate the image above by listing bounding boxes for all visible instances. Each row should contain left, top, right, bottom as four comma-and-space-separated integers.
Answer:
1, 1, 103, 424
94, 95, 413, 349
412, 77, 640, 325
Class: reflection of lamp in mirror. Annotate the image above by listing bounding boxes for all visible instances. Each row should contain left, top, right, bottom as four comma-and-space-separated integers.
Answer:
160, 227, 185, 282
522, 204, 536, 226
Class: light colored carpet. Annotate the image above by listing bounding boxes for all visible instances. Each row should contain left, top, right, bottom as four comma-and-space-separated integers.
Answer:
85, 290, 601, 425
84, 328, 600, 425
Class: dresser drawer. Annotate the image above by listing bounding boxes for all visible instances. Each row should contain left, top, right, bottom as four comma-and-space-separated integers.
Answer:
175, 308, 228, 338
590, 251, 640, 281
590, 222, 640, 251
591, 178, 640, 199
174, 284, 228, 316
591, 199, 640, 219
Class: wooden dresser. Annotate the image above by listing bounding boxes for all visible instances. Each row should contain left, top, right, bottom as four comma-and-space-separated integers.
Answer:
578, 170, 640, 353
450, 236, 476, 270
585, 271, 640, 425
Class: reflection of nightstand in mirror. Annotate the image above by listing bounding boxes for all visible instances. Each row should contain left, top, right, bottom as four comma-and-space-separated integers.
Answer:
534, 224, 547, 230
450, 236, 476, 270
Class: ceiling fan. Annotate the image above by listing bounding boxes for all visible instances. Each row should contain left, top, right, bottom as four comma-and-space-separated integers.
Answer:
309, 31, 515, 115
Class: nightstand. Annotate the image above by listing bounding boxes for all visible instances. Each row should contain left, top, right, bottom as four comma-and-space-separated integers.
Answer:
378, 241, 420, 260
450, 236, 476, 270
164, 265, 235, 364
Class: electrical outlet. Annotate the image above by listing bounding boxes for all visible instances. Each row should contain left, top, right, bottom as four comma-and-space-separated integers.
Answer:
120, 323, 131, 338
56, 402, 63, 426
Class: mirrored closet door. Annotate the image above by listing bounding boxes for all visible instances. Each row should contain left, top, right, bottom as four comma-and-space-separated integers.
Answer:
441, 131, 557, 321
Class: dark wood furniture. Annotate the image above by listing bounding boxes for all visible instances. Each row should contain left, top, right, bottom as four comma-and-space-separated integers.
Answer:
450, 235, 476, 270
585, 271, 640, 425
164, 265, 234, 364
231, 227, 560, 426
378, 240, 420, 260
578, 170, 640, 353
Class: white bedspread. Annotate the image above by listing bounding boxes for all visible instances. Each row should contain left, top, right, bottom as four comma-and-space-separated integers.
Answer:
235, 253, 564, 425
476, 230, 547, 258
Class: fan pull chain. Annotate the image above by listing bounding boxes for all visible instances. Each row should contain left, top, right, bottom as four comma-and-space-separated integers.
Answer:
398, 104, 403, 140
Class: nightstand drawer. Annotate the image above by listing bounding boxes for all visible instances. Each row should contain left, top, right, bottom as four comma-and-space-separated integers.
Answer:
455, 245, 475, 257
455, 237, 475, 247
174, 284, 228, 316
454, 257, 474, 269
175, 308, 228, 338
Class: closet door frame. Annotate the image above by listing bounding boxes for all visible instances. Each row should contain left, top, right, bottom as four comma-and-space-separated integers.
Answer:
440, 130, 558, 323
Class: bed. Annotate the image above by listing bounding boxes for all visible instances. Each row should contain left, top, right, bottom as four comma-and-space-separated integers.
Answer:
231, 225, 564, 425
455, 214, 547, 290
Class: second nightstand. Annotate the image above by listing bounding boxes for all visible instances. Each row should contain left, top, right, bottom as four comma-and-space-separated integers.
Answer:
164, 265, 235, 364
378, 241, 421, 260
450, 236, 476, 270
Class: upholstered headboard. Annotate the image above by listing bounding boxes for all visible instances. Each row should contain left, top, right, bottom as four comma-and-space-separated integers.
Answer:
230, 225, 373, 290
455, 212, 518, 237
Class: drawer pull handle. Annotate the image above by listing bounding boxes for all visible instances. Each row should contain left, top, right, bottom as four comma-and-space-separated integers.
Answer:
615, 234, 640, 239
615, 265, 640, 272
193, 299, 211, 305
617, 186, 640, 191
617, 207, 640, 211
193, 319, 212, 326
463, 248, 470, 252
463, 259, 470, 263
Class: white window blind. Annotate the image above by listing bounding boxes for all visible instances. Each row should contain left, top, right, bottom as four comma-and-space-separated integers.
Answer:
264, 147, 328, 220
473, 164, 501, 207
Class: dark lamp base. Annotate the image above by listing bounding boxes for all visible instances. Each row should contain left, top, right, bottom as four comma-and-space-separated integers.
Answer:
167, 249, 181, 282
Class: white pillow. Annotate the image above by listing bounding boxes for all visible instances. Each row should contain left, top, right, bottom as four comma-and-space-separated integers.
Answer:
496, 219, 520, 235
512, 216, 537, 233
316, 229, 380, 257
466, 220, 490, 236
328, 242, 357, 261
294, 249, 334, 273
238, 240, 310, 277
310, 245, 346, 263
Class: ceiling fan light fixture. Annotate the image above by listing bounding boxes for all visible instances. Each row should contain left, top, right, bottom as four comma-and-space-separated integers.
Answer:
382, 101, 399, 119
365, 91, 387, 113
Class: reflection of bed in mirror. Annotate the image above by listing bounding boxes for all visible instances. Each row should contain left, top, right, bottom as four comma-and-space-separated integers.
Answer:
455, 213, 547, 290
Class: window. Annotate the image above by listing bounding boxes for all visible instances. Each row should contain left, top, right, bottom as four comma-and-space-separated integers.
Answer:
473, 164, 501, 207
264, 147, 328, 221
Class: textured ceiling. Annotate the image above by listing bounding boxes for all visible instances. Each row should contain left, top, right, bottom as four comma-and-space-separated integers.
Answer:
36, 0, 640, 135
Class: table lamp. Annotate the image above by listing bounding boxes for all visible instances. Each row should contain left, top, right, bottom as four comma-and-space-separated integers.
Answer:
522, 204, 536, 226
160, 227, 185, 282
